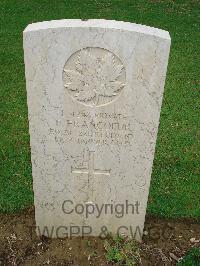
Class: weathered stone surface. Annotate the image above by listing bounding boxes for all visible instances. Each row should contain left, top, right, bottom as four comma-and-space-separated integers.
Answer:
23, 19, 170, 240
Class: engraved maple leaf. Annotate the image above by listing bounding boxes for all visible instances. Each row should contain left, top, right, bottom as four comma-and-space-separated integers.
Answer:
63, 49, 125, 106
96, 53, 124, 97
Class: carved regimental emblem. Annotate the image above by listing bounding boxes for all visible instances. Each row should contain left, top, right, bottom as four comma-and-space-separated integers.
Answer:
63, 48, 126, 107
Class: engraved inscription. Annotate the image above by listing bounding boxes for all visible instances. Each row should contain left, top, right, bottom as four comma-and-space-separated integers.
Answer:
64, 111, 134, 146
63, 48, 126, 107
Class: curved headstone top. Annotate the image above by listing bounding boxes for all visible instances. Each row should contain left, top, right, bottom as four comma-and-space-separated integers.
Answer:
24, 19, 170, 40
23, 19, 170, 241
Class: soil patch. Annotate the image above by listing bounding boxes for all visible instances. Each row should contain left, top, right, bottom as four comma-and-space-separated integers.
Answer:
0, 208, 199, 265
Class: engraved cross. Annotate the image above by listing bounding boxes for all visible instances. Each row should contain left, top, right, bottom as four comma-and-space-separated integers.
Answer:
71, 151, 110, 183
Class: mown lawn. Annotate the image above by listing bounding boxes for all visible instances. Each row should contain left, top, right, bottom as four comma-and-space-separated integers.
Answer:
0, 0, 199, 218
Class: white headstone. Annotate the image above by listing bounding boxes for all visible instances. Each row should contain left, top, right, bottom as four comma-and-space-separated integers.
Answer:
23, 19, 170, 241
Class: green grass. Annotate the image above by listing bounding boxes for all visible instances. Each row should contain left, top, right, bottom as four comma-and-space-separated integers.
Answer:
177, 247, 200, 266
104, 234, 140, 265
0, 0, 199, 217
